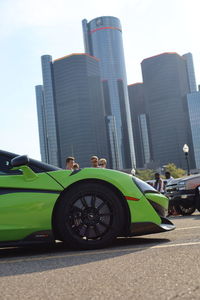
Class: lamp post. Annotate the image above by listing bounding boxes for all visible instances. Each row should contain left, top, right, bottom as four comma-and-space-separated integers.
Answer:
183, 144, 190, 175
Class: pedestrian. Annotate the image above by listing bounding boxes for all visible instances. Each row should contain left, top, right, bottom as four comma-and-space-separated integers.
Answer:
164, 171, 174, 187
98, 158, 107, 168
163, 171, 174, 191
153, 172, 164, 193
66, 156, 75, 170
90, 156, 99, 168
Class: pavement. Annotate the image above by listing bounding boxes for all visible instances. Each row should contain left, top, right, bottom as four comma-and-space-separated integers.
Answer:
0, 213, 200, 299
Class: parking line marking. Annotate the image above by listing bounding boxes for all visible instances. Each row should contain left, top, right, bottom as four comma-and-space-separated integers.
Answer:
175, 226, 200, 231
153, 241, 200, 249
1, 240, 200, 265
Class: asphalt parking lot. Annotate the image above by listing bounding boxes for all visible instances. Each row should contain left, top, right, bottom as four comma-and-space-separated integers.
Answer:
0, 213, 200, 300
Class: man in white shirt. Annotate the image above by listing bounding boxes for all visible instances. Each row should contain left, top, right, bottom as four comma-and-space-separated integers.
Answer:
164, 171, 174, 189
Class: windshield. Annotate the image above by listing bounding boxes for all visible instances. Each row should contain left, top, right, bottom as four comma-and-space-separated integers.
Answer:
0, 150, 61, 174
132, 176, 158, 194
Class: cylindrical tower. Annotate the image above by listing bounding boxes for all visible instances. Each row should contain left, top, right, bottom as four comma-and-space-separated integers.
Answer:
82, 16, 136, 169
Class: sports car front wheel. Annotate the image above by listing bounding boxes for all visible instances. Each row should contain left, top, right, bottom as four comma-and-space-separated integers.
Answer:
54, 182, 125, 250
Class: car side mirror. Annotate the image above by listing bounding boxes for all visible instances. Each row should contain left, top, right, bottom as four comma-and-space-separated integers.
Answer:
11, 155, 38, 181
11, 155, 29, 167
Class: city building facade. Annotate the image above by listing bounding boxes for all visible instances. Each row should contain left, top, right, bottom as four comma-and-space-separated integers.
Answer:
187, 91, 200, 169
182, 53, 197, 93
82, 16, 136, 169
36, 53, 109, 168
141, 52, 196, 170
35, 55, 59, 166
53, 53, 109, 168
35, 85, 48, 163
128, 83, 151, 168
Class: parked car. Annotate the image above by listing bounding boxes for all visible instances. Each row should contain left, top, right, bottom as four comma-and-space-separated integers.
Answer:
165, 174, 200, 215
0, 150, 175, 249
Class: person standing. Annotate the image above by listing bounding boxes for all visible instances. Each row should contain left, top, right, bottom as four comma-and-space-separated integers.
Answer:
153, 173, 164, 193
90, 156, 99, 168
98, 158, 107, 168
164, 171, 174, 186
163, 171, 174, 192
66, 156, 75, 170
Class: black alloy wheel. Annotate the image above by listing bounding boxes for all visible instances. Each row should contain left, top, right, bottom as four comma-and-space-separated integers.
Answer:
69, 194, 112, 239
175, 204, 196, 216
55, 182, 125, 249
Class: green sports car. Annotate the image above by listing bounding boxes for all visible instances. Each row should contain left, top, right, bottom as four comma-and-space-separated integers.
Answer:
0, 150, 175, 250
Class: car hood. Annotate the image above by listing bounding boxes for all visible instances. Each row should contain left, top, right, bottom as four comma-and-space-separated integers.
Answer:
166, 178, 182, 186
166, 174, 200, 186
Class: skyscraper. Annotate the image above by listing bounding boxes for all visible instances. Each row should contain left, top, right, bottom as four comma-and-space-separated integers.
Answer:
52, 53, 109, 168
128, 83, 151, 168
82, 16, 136, 169
35, 55, 59, 166
36, 53, 109, 168
182, 53, 197, 93
141, 52, 195, 169
35, 85, 48, 163
187, 91, 200, 169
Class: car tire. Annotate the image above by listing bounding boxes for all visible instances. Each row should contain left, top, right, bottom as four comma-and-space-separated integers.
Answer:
175, 204, 196, 216
55, 182, 125, 250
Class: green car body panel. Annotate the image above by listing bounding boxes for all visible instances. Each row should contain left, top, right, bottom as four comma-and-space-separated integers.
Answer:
0, 163, 172, 243
49, 168, 163, 224
0, 170, 62, 241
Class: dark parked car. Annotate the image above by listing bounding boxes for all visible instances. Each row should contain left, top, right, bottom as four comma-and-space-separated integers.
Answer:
165, 174, 200, 215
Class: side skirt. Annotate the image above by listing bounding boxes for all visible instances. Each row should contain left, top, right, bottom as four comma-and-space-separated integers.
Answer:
0, 230, 55, 247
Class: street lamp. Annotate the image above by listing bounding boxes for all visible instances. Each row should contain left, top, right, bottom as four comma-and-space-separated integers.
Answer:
183, 144, 190, 175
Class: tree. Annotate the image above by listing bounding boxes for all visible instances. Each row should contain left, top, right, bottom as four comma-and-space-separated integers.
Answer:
164, 163, 186, 178
135, 163, 186, 181
136, 169, 155, 181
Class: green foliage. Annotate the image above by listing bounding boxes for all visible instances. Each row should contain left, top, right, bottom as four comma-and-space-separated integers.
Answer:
164, 163, 186, 178
136, 169, 155, 181
135, 163, 186, 181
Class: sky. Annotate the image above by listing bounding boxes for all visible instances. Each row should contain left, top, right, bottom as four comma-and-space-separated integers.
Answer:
0, 0, 200, 160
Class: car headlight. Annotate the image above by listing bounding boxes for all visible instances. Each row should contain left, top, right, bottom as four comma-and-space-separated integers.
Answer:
177, 181, 186, 190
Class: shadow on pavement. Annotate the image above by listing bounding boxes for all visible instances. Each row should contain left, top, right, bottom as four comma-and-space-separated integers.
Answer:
169, 211, 200, 220
0, 236, 170, 277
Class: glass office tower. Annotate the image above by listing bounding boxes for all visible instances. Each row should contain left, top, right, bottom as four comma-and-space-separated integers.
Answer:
82, 16, 136, 169
52, 54, 109, 168
183, 53, 197, 93
35, 55, 59, 166
36, 53, 109, 168
128, 83, 151, 168
187, 92, 200, 169
141, 52, 195, 169
35, 85, 48, 163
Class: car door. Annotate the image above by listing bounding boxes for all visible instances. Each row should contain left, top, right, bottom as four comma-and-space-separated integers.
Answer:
0, 154, 63, 242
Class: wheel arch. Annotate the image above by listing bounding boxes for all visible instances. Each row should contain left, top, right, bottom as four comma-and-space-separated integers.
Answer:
52, 178, 131, 238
